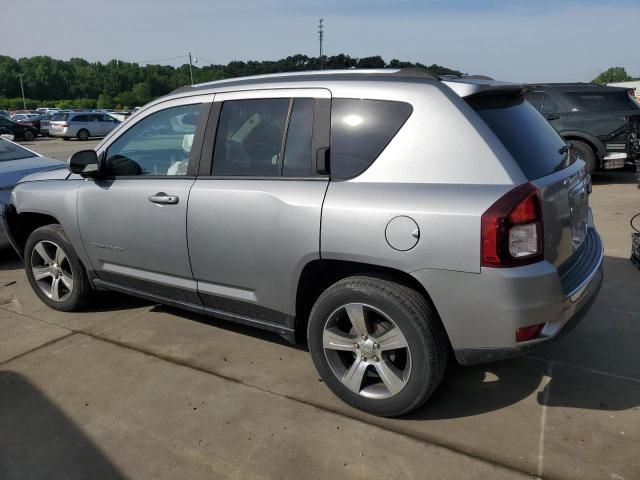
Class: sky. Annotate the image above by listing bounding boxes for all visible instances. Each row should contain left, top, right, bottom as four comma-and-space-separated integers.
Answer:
4, 0, 640, 83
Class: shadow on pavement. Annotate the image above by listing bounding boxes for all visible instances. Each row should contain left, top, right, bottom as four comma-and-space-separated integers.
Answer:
591, 168, 638, 186
0, 371, 125, 480
0, 248, 22, 272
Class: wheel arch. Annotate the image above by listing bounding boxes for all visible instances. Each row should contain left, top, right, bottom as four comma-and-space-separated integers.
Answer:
3, 205, 61, 258
560, 131, 606, 165
294, 259, 452, 350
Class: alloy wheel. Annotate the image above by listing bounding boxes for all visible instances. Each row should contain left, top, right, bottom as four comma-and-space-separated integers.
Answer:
30, 240, 74, 302
322, 303, 412, 399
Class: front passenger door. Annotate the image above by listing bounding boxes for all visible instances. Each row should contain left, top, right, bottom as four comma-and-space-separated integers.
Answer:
77, 99, 210, 303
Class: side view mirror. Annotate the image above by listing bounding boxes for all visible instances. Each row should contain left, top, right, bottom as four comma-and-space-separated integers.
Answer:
68, 149, 100, 177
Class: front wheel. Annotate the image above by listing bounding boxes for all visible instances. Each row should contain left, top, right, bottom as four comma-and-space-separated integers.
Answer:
307, 276, 448, 417
24, 224, 93, 311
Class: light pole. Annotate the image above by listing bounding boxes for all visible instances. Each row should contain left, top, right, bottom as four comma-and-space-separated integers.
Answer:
18, 74, 26, 110
188, 52, 194, 85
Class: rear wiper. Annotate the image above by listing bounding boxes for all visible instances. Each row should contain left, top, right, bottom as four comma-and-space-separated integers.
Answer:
558, 141, 574, 155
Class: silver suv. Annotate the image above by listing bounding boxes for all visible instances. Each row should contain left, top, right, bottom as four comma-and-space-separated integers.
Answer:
4, 69, 603, 416
49, 111, 120, 141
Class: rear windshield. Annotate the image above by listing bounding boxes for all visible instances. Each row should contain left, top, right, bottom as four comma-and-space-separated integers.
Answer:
51, 113, 69, 121
470, 95, 569, 180
562, 91, 640, 112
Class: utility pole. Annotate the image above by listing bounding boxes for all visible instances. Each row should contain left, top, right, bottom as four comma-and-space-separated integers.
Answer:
318, 19, 324, 69
188, 52, 194, 85
18, 74, 26, 110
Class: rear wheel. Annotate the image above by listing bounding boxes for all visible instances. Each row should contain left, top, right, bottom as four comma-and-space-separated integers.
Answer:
77, 129, 89, 141
23, 129, 35, 141
307, 275, 448, 417
24, 224, 93, 311
571, 140, 597, 174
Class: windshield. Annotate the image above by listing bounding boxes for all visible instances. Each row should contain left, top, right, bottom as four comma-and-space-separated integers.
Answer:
0, 138, 36, 162
469, 95, 571, 180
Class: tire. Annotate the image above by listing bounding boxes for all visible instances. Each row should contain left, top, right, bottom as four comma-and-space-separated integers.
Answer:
307, 275, 448, 417
571, 140, 597, 175
23, 129, 35, 141
77, 129, 89, 141
24, 224, 93, 312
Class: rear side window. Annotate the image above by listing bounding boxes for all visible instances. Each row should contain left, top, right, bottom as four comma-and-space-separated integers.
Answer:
470, 96, 569, 180
562, 91, 639, 112
330, 99, 412, 180
51, 113, 69, 121
212, 98, 316, 177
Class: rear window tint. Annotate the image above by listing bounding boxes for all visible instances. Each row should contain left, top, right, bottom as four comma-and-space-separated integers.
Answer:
470, 96, 570, 180
51, 113, 69, 121
330, 99, 412, 180
562, 91, 639, 112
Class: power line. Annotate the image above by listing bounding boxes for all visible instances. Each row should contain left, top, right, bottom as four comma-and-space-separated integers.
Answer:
133, 54, 188, 65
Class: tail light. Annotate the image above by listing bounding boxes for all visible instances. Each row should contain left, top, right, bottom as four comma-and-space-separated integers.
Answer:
481, 183, 543, 267
515, 323, 545, 342
60, 122, 69, 127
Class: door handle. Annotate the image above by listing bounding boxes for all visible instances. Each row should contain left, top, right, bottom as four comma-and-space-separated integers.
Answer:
546, 114, 560, 121
148, 192, 179, 205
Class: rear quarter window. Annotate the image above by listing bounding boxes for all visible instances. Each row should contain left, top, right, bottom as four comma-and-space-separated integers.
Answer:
330, 99, 412, 180
469, 96, 570, 180
562, 91, 639, 112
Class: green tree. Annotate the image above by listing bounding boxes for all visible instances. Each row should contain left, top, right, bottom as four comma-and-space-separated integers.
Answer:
592, 67, 633, 84
96, 92, 114, 109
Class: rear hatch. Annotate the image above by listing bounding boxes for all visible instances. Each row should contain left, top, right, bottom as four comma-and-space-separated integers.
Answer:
49, 112, 69, 131
465, 88, 591, 271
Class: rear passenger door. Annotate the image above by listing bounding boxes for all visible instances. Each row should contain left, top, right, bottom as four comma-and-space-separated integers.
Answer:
187, 89, 331, 331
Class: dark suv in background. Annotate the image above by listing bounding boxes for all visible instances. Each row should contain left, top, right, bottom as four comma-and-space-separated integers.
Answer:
525, 83, 640, 173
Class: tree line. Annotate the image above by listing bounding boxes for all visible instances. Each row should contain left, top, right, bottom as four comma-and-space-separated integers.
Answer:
0, 54, 463, 110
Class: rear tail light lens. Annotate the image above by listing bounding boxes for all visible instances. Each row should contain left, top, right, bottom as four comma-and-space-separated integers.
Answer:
481, 183, 543, 267
515, 323, 545, 342
60, 122, 69, 127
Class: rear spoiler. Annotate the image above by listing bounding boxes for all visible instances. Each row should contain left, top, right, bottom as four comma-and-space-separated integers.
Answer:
442, 79, 529, 99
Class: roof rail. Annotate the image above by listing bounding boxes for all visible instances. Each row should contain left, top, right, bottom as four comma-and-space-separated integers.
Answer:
392, 67, 439, 80
440, 74, 495, 81
170, 67, 442, 94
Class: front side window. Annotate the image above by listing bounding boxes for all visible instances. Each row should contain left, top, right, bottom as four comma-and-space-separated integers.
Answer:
105, 104, 201, 176
330, 99, 413, 180
541, 93, 560, 114
525, 91, 544, 111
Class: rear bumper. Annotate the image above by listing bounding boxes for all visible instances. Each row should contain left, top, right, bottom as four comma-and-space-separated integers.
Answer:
411, 227, 604, 365
49, 127, 72, 137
